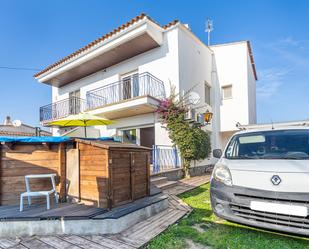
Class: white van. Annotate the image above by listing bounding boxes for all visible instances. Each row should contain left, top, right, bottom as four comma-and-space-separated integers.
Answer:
210, 127, 309, 236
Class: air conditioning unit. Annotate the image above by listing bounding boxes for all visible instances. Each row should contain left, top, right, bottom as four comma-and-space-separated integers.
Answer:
184, 108, 196, 122
196, 113, 205, 125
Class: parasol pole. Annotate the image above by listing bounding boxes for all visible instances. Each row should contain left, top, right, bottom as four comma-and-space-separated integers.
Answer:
84, 120, 87, 138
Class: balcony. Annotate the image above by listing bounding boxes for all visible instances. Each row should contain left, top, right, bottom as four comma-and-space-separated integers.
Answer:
86, 72, 165, 119
40, 97, 87, 123
40, 73, 166, 124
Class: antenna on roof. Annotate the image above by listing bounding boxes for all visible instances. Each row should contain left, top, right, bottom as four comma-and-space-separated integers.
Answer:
12, 120, 22, 127
271, 119, 274, 130
205, 18, 214, 46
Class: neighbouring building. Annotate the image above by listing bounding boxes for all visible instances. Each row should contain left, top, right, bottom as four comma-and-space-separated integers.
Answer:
34, 13, 257, 168
0, 116, 51, 137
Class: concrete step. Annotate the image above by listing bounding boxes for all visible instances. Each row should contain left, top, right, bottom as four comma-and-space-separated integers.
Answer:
150, 176, 168, 186
155, 180, 178, 190
150, 184, 162, 196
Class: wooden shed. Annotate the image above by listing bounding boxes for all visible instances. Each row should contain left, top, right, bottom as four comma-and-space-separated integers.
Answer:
67, 139, 151, 209
0, 137, 151, 210
0, 139, 68, 205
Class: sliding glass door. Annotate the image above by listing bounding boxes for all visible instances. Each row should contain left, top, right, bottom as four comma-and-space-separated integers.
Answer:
121, 72, 139, 100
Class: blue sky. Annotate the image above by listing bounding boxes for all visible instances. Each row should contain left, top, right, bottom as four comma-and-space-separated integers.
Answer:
0, 0, 308, 126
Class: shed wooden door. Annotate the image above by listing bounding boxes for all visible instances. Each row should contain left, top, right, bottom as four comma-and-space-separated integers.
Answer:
110, 150, 149, 207
130, 152, 149, 200
110, 151, 132, 207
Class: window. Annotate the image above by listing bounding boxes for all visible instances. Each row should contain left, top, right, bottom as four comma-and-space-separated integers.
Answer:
122, 129, 137, 144
204, 83, 211, 105
222, 85, 232, 99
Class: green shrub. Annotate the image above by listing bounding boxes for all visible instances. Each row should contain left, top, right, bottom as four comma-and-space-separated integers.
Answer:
156, 90, 211, 177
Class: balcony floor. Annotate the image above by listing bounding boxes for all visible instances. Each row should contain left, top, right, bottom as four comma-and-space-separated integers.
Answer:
88, 95, 160, 119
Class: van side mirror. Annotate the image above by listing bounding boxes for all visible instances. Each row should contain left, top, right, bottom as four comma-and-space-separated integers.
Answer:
213, 149, 222, 158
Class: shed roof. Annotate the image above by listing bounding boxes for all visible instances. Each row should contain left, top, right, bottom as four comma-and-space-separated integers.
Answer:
75, 138, 152, 150
0, 136, 71, 143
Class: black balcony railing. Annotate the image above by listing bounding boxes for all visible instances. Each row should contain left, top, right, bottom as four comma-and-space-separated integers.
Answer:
40, 97, 87, 122
86, 72, 166, 110
40, 73, 165, 123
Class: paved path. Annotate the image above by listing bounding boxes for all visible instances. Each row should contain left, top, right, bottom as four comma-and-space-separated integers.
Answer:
0, 175, 211, 249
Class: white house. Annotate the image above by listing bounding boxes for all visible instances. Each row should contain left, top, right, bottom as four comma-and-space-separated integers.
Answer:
35, 13, 257, 169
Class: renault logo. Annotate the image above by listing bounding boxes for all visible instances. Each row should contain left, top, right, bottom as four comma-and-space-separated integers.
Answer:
271, 175, 281, 185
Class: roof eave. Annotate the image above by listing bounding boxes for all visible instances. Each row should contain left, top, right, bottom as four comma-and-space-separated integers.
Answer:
246, 41, 258, 81
36, 18, 164, 85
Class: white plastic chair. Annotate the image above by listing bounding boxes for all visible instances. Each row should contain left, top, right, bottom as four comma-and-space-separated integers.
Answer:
20, 174, 59, 212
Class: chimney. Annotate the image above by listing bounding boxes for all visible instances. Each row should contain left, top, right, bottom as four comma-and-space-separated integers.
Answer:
4, 116, 12, 125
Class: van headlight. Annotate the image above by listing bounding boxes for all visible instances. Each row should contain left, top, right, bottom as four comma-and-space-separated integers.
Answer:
213, 165, 232, 186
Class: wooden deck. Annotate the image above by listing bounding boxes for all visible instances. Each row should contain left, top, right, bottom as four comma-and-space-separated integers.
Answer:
0, 194, 167, 222
0, 203, 107, 220
0, 175, 211, 249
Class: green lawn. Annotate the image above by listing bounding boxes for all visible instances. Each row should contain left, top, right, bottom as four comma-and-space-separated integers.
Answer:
146, 183, 309, 249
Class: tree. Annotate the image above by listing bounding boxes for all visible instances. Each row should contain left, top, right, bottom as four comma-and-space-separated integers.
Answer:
156, 88, 211, 178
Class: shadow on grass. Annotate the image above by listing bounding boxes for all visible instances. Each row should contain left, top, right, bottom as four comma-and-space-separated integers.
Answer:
200, 221, 309, 249
220, 219, 309, 242
178, 184, 210, 199
147, 183, 309, 249
169, 208, 309, 249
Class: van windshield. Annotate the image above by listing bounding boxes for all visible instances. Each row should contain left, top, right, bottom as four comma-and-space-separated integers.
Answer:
225, 129, 309, 160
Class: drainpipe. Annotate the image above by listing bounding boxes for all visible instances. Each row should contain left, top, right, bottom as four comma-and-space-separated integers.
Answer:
210, 51, 221, 150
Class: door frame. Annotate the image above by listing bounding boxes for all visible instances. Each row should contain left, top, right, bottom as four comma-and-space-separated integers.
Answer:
120, 70, 138, 100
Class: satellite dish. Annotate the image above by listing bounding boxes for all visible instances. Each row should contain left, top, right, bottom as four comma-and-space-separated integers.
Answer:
12, 120, 22, 127
187, 92, 201, 105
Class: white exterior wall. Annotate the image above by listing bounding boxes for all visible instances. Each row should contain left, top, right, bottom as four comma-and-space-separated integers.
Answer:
105, 113, 155, 139
210, 42, 256, 132
178, 27, 213, 98
177, 26, 221, 165
220, 130, 236, 150
47, 25, 256, 163
51, 27, 180, 144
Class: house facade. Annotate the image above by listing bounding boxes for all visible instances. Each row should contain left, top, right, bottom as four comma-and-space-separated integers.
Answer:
35, 14, 257, 167
0, 116, 51, 137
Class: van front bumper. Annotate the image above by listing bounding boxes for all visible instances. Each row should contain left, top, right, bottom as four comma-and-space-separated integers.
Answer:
210, 179, 309, 236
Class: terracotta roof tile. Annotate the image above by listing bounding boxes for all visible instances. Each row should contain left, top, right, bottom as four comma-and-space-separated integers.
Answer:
0, 125, 51, 137
34, 14, 179, 78
162, 19, 179, 29
246, 41, 258, 80
0, 131, 50, 137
